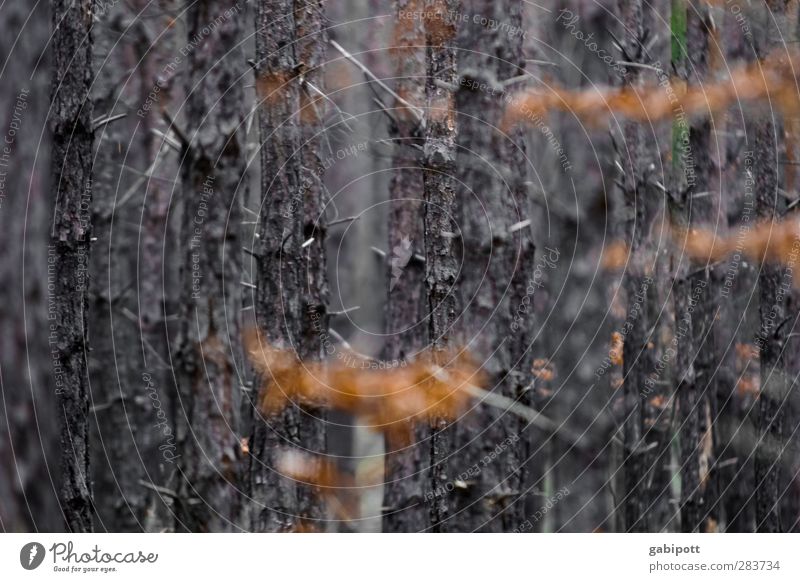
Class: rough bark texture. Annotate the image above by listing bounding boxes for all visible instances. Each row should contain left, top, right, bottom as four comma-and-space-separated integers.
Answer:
174, 0, 247, 533
382, 0, 430, 533
0, 0, 61, 532
676, 1, 721, 533
294, 0, 329, 524
616, 0, 654, 532
250, 0, 326, 531
133, 0, 179, 531
422, 0, 461, 532
715, 0, 758, 534
753, 112, 786, 533
49, 0, 95, 533
89, 0, 176, 533
452, 0, 528, 532
752, 0, 788, 534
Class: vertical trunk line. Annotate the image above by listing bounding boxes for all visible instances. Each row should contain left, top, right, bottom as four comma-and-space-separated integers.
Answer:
175, 0, 248, 533
382, 0, 430, 532
49, 0, 95, 532
422, 0, 461, 532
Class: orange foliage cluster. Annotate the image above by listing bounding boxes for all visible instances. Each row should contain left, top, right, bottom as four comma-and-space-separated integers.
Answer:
277, 450, 349, 491
532, 358, 555, 382
677, 217, 800, 276
256, 72, 293, 106
245, 329, 484, 444
277, 451, 382, 524
609, 332, 624, 366
504, 49, 800, 128
734, 343, 760, 400
601, 241, 630, 271
422, 1, 459, 46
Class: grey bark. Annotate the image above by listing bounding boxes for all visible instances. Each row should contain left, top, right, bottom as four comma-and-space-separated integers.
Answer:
89, 0, 176, 533
49, 0, 95, 533
249, 0, 327, 531
174, 0, 248, 532
382, 0, 429, 533
422, 0, 461, 532
617, 0, 658, 532
0, 0, 61, 532
676, 1, 721, 533
294, 0, 329, 522
752, 0, 788, 534
451, 0, 528, 532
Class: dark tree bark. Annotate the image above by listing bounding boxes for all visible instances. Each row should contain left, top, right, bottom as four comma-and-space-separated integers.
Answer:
753, 101, 786, 533
0, 0, 61, 532
382, 0, 429, 533
249, 0, 327, 531
422, 0, 461, 532
49, 0, 95, 533
132, 0, 180, 531
675, 0, 722, 533
616, 0, 662, 532
752, 0, 789, 534
89, 0, 177, 533
451, 0, 528, 532
294, 0, 330, 523
174, 0, 248, 532
714, 1, 761, 534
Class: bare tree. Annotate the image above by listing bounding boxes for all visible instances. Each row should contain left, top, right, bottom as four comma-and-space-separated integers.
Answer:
451, 0, 528, 532
89, 0, 178, 533
673, 0, 723, 533
752, 0, 790, 534
419, 0, 461, 532
174, 0, 248, 533
49, 0, 95, 532
249, 0, 327, 531
0, 0, 61, 532
294, 0, 330, 524
616, 0, 660, 532
382, 0, 429, 532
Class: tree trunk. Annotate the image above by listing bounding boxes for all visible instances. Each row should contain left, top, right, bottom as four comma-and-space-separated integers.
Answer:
422, 0, 461, 532
676, 0, 722, 533
0, 0, 61, 532
452, 0, 528, 532
133, 0, 180, 531
49, 0, 95, 533
174, 0, 248, 532
294, 0, 330, 525
752, 0, 788, 534
382, 0, 429, 533
249, 0, 327, 531
89, 0, 177, 533
616, 0, 654, 532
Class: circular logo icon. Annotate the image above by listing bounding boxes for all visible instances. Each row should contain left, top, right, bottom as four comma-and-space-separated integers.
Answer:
20, 542, 45, 570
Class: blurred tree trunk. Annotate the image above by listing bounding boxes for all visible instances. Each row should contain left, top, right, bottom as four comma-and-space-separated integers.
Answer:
0, 0, 61, 532
382, 0, 429, 532
49, 0, 95, 533
249, 0, 327, 531
422, 0, 461, 532
753, 0, 788, 534
714, 2, 757, 534
134, 0, 179, 531
618, 0, 652, 531
89, 0, 177, 533
174, 0, 248, 532
675, 0, 722, 533
452, 0, 528, 532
